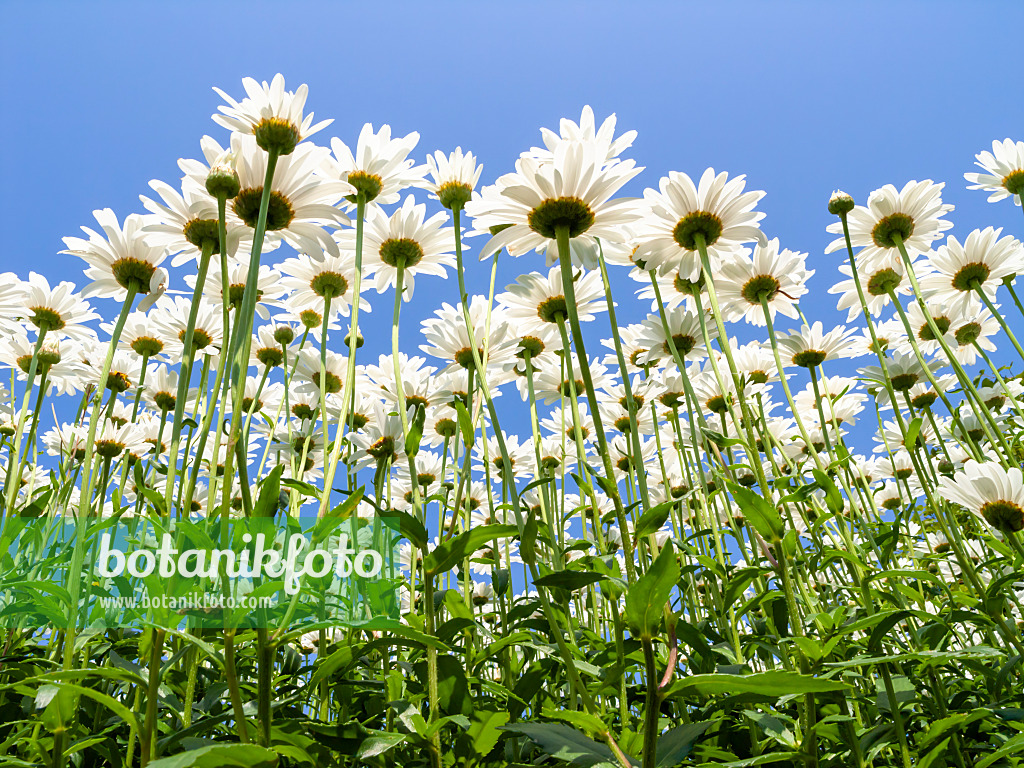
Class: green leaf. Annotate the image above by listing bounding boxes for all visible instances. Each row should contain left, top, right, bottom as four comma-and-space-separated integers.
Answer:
383, 508, 427, 548
424, 524, 518, 576
625, 541, 679, 638
356, 731, 407, 758
634, 501, 676, 541
668, 671, 849, 698
145, 744, 279, 768
254, 463, 285, 518
453, 400, 475, 446
811, 469, 844, 515
656, 721, 714, 767
534, 570, 605, 592
503, 722, 635, 767
728, 483, 784, 543
905, 416, 923, 449
312, 488, 364, 544
520, 508, 538, 566
404, 403, 426, 459
466, 710, 510, 756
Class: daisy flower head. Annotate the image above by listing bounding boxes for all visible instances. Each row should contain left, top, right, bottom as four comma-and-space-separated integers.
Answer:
0, 336, 86, 397
363, 353, 450, 414
825, 180, 953, 268
425, 147, 482, 210
277, 246, 370, 319
497, 265, 607, 335
601, 323, 653, 373
466, 139, 643, 270
918, 227, 1024, 315
18, 273, 99, 342
504, 319, 563, 386
732, 340, 779, 386
229, 133, 350, 259
635, 168, 767, 280
140, 178, 251, 267
716, 238, 813, 326
635, 307, 714, 368
348, 400, 410, 472
326, 123, 427, 206
534, 353, 613, 406
775, 321, 861, 369
528, 105, 638, 166
361, 195, 456, 302
419, 297, 517, 382
829, 250, 915, 322
860, 349, 944, 395
946, 308, 1000, 366
149, 296, 224, 360
900, 298, 958, 357
185, 252, 286, 320
938, 460, 1024, 534
212, 73, 331, 155
61, 209, 169, 301
965, 138, 1024, 205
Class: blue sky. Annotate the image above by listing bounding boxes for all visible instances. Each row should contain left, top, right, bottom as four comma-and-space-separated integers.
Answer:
2, 1, 1023, 455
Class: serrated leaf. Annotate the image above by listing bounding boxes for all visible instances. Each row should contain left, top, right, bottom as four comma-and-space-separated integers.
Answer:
634, 501, 675, 541
728, 482, 784, 543
625, 541, 679, 639
424, 524, 518, 576
668, 671, 849, 698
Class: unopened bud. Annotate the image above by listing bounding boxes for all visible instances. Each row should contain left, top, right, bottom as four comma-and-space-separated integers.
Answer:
828, 190, 855, 216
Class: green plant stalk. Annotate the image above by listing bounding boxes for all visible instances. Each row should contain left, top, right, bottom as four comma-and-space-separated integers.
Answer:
139, 628, 166, 767
3, 328, 47, 514
220, 148, 280, 520
392, 263, 438, 761
892, 235, 1011, 459
597, 247, 652, 512
256, 626, 273, 746
640, 634, 661, 768
163, 237, 216, 515
62, 283, 138, 671
555, 316, 610, 554
455, 215, 632, 768
973, 280, 1024, 362
318, 194, 367, 519
421, 559, 442, 768
555, 225, 636, 581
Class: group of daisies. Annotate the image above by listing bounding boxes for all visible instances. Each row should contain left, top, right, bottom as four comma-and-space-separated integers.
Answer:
3, 74, 1023, 614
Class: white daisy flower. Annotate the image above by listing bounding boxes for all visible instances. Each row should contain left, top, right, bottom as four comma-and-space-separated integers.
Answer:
419, 297, 517, 383
18, 273, 99, 342
965, 138, 1024, 205
918, 227, 1024, 315
360, 195, 456, 301
775, 321, 861, 369
824, 180, 953, 268
61, 208, 169, 301
424, 147, 482, 209
467, 139, 643, 269
635, 307, 713, 367
715, 238, 813, 326
140, 179, 250, 267
828, 250, 916, 322
938, 460, 1024, 533
527, 105, 638, 166
277, 246, 370, 318
212, 73, 331, 154
497, 265, 607, 335
635, 168, 766, 279
325, 123, 427, 206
